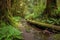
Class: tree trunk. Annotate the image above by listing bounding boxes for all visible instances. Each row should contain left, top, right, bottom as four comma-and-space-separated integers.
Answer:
26, 19, 60, 32
0, 0, 11, 23
43, 0, 57, 18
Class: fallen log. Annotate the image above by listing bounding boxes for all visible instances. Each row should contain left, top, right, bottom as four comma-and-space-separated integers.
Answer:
26, 19, 60, 32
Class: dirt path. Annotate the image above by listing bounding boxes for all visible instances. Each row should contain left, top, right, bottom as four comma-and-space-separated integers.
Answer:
19, 23, 43, 40
18, 19, 35, 40
20, 25, 34, 40
18, 19, 54, 40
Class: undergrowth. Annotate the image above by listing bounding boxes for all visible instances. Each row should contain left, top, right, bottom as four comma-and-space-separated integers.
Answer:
0, 18, 23, 40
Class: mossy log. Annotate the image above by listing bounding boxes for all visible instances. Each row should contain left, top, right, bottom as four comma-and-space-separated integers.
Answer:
26, 19, 60, 32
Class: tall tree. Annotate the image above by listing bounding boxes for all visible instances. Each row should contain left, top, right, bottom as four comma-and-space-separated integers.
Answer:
0, 0, 13, 25
43, 0, 57, 18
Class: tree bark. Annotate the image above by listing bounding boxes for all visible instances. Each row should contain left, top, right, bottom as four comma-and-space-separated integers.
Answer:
43, 0, 57, 18
0, 0, 11, 24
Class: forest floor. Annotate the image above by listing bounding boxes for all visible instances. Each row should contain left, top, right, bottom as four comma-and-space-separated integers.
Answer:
18, 19, 57, 40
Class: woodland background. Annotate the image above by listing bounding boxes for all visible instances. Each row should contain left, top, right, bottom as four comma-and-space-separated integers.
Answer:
0, 0, 60, 40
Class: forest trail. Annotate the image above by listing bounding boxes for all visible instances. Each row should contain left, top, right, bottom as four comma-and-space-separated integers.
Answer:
18, 19, 54, 40
18, 19, 34, 40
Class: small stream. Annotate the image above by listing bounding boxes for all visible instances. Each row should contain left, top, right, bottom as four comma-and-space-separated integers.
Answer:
19, 19, 60, 40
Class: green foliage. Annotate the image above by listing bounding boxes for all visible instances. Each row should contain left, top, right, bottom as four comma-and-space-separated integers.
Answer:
25, 0, 46, 20
53, 34, 60, 40
0, 22, 23, 40
13, 16, 21, 22
24, 0, 60, 26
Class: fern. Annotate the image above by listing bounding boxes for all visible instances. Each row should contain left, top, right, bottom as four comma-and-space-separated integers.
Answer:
0, 22, 23, 40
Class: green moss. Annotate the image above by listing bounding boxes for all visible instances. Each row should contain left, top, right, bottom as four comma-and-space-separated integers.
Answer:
53, 34, 60, 40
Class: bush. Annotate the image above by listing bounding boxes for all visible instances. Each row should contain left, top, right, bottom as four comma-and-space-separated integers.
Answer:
0, 22, 23, 40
